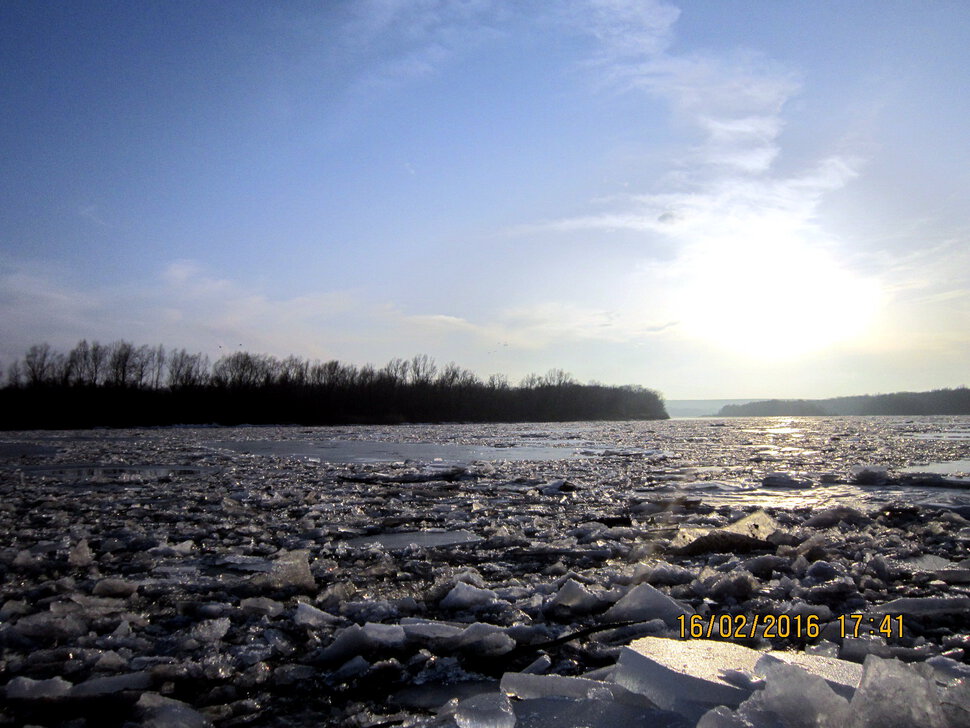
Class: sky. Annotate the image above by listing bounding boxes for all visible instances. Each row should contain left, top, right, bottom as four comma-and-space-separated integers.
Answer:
2, 0, 969, 399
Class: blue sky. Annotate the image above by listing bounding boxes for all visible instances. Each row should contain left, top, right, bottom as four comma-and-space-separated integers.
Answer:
2, 0, 969, 399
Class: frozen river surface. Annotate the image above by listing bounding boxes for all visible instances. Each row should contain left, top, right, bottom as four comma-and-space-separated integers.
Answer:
2, 416, 970, 726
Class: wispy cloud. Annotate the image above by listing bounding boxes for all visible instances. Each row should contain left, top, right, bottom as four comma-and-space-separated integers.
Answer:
551, 1, 818, 232
578, 0, 680, 59
77, 204, 118, 229
340, 0, 505, 92
509, 1, 884, 358
407, 302, 676, 348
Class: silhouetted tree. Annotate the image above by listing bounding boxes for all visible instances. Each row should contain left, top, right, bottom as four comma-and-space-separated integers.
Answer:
0, 340, 670, 428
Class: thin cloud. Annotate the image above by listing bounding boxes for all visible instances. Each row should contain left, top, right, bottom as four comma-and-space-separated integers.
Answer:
78, 205, 118, 229
341, 0, 505, 92
538, 2, 853, 253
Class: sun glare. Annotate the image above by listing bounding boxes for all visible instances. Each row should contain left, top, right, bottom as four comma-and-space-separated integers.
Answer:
676, 227, 880, 359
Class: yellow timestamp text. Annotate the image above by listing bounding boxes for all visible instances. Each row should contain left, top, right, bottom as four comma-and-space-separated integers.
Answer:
837, 613, 904, 639
676, 613, 906, 640
677, 614, 821, 640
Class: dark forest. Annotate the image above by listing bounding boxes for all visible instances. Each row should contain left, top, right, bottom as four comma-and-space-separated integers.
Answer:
0, 341, 668, 429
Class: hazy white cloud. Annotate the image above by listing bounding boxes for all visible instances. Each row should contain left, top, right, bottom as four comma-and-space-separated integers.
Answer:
401, 302, 676, 352
2, 259, 678, 372
0, 259, 361, 365
3, 254, 667, 377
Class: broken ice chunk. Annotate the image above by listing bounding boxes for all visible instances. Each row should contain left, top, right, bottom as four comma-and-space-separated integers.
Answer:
441, 582, 501, 611
513, 697, 690, 728
240, 597, 284, 617
171, 539, 196, 555
840, 635, 892, 662
871, 596, 970, 617
500, 672, 614, 701
672, 511, 779, 555
803, 506, 869, 528
454, 691, 516, 728
636, 561, 695, 586
191, 617, 230, 642
602, 583, 693, 626
4, 675, 73, 700
762, 472, 810, 489
806, 560, 842, 582
924, 655, 970, 683
0, 599, 29, 619
254, 549, 315, 591
293, 602, 339, 628
13, 611, 87, 641
614, 639, 758, 721
317, 624, 369, 665
696, 705, 747, 728
725, 510, 780, 539
757, 657, 850, 728
900, 554, 954, 573
846, 655, 948, 728
361, 622, 407, 650
137, 692, 212, 728
546, 578, 605, 616
95, 650, 128, 671
521, 655, 552, 674
345, 529, 482, 549
92, 577, 138, 598
457, 623, 516, 656
68, 539, 94, 567
332, 655, 370, 682
71, 671, 152, 697
757, 653, 861, 701
313, 623, 405, 664
849, 465, 889, 485
401, 618, 465, 646
614, 638, 863, 723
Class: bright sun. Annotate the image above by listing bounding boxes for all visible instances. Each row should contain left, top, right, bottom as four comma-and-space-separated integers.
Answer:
675, 227, 880, 359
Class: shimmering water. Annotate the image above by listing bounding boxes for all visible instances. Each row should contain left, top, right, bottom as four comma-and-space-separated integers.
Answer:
207, 438, 581, 463
4, 415, 970, 511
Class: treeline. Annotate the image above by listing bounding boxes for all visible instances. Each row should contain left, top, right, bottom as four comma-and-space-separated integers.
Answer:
0, 340, 668, 429
717, 387, 970, 417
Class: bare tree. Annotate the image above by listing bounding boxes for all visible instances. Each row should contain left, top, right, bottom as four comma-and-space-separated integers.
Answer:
168, 349, 210, 388
6, 360, 24, 388
520, 373, 542, 389
149, 344, 166, 389
382, 358, 409, 386
107, 341, 137, 387
543, 369, 575, 387
408, 354, 437, 385
89, 341, 107, 386
212, 352, 278, 389
436, 362, 463, 388
311, 359, 347, 388
24, 343, 53, 386
280, 355, 308, 387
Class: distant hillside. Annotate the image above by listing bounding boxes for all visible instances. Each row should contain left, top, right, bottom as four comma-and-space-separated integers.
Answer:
717, 387, 970, 417
666, 399, 760, 417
